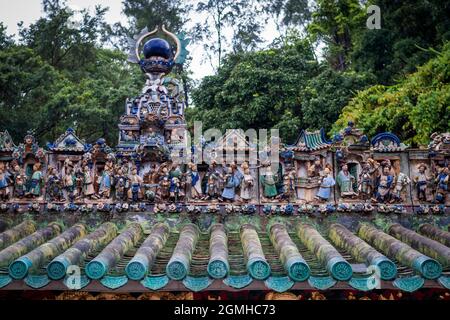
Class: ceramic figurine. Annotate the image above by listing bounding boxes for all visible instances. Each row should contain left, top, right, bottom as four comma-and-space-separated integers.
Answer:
28, 163, 43, 198
46, 167, 63, 201
414, 163, 431, 202
63, 165, 77, 202
128, 167, 143, 202
114, 168, 128, 201
260, 165, 278, 200
74, 163, 85, 197
99, 160, 114, 199
205, 161, 221, 200
391, 172, 411, 203
221, 165, 242, 202
240, 162, 254, 202
358, 164, 373, 200
187, 163, 202, 200
336, 164, 356, 198
307, 157, 323, 178
169, 176, 182, 202
434, 167, 449, 203
82, 166, 98, 200
315, 167, 335, 202
0, 167, 10, 201
376, 162, 394, 203
158, 175, 171, 201
13, 165, 27, 199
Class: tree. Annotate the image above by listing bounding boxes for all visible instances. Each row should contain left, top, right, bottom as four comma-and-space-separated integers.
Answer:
300, 66, 374, 133
122, 0, 191, 34
19, 0, 110, 82
194, 0, 264, 70
352, 0, 450, 84
189, 37, 321, 143
0, 22, 13, 50
0, 45, 142, 145
333, 43, 450, 146
307, 0, 365, 71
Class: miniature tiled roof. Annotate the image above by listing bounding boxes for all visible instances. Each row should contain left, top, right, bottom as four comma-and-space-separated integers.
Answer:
0, 217, 448, 293
46, 128, 91, 153
289, 129, 331, 152
0, 131, 16, 152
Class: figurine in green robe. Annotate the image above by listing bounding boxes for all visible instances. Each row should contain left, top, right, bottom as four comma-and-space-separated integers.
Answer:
260, 166, 278, 199
28, 163, 43, 198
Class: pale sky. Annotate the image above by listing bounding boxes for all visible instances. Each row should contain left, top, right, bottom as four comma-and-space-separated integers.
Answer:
0, 0, 282, 81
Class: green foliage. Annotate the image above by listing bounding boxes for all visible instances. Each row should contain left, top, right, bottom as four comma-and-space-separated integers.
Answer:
19, 0, 110, 82
333, 43, 450, 146
301, 67, 375, 133
0, 45, 142, 145
352, 0, 450, 84
194, 0, 264, 69
307, 0, 366, 71
122, 0, 191, 34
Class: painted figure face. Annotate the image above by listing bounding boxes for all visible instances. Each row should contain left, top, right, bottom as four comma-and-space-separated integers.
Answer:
383, 167, 390, 175
342, 165, 348, 172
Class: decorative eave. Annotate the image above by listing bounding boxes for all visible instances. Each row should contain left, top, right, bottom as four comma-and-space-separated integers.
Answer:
46, 128, 91, 153
332, 122, 370, 149
0, 130, 16, 152
288, 129, 331, 152
371, 132, 408, 153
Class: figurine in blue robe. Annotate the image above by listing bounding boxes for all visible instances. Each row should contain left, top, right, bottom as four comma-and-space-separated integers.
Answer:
221, 166, 242, 201
99, 161, 113, 199
435, 167, 449, 203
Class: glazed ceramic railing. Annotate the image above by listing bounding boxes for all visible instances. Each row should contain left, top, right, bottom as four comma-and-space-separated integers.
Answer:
207, 224, 229, 279
240, 224, 271, 280
47, 222, 118, 280
328, 223, 397, 280
269, 223, 310, 281
86, 223, 143, 280
126, 223, 170, 280
166, 224, 199, 280
357, 223, 442, 279
296, 223, 353, 281
9, 224, 86, 279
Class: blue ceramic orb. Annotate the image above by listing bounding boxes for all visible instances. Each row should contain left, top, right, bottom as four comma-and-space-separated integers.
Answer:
143, 38, 172, 59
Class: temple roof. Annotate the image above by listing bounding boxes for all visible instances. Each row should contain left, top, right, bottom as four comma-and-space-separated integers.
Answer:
0, 216, 448, 293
